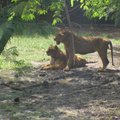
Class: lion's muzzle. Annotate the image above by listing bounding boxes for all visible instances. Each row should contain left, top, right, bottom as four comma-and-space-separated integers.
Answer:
46, 51, 50, 56
54, 38, 60, 45
56, 41, 60, 45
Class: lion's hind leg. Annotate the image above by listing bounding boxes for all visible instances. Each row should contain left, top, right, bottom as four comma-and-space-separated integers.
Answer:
73, 55, 87, 68
97, 48, 109, 71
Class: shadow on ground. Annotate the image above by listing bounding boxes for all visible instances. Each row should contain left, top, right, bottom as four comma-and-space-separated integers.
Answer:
0, 61, 120, 120
0, 30, 120, 119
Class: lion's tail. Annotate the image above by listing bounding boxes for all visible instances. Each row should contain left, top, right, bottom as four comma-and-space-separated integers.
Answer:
109, 41, 114, 66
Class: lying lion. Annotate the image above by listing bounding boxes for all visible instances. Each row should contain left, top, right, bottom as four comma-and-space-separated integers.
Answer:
41, 45, 87, 70
54, 29, 114, 71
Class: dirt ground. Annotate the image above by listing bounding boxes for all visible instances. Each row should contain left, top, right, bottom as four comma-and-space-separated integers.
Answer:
0, 26, 120, 120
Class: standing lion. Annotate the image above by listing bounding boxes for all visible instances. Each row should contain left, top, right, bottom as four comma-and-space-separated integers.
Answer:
54, 29, 114, 71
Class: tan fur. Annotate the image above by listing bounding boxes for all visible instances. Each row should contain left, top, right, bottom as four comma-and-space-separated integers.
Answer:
41, 45, 87, 70
54, 29, 114, 71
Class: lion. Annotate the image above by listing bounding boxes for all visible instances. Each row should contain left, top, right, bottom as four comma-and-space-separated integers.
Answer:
54, 29, 114, 71
41, 45, 87, 70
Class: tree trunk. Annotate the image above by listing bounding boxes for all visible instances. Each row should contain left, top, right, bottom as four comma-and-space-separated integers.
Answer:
0, 22, 14, 54
64, 0, 75, 63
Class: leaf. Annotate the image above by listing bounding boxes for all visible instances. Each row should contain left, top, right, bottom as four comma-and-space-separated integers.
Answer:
70, 0, 74, 7
8, 12, 15, 21
80, 0, 84, 2
11, 0, 18, 3
38, 10, 47, 15
52, 17, 62, 25
34, 0, 40, 5
52, 19, 57, 26
21, 14, 35, 21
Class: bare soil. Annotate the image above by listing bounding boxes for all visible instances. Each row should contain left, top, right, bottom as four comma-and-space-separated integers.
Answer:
0, 25, 120, 120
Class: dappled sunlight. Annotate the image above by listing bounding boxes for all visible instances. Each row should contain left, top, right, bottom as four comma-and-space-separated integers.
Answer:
0, 62, 120, 119
1, 0, 120, 119
0, 41, 120, 119
56, 107, 79, 118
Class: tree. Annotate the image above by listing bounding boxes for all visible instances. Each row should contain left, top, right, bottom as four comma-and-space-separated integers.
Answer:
0, 0, 65, 53
1, 0, 120, 25
0, 21, 14, 53
79, 0, 120, 26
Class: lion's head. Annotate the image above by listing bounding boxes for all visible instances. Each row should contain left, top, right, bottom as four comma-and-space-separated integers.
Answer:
46, 45, 60, 58
54, 32, 65, 45
54, 29, 72, 45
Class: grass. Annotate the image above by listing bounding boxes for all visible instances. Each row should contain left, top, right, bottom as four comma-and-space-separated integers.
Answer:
112, 39, 120, 45
9, 35, 55, 61
0, 35, 56, 69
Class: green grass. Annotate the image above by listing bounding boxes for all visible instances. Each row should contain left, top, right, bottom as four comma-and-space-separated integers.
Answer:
0, 35, 57, 69
112, 39, 120, 45
9, 35, 55, 61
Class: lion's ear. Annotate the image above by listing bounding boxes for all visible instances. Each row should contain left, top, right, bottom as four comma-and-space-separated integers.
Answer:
49, 45, 54, 48
55, 45, 58, 50
60, 28, 65, 31
59, 31, 64, 36
60, 28, 66, 34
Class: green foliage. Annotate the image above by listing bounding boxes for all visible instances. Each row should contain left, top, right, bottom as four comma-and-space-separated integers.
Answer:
79, 0, 120, 26
80, 0, 110, 18
2, 46, 19, 62
1, 0, 119, 26
52, 17, 62, 25
0, 46, 26, 69
13, 0, 119, 26
71, 0, 74, 7
8, 0, 64, 24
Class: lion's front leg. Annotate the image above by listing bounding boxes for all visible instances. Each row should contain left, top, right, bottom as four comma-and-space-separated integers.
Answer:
42, 64, 63, 70
41, 64, 51, 70
50, 57, 55, 65
41, 57, 55, 70
64, 56, 74, 71
64, 44, 75, 71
